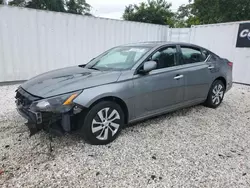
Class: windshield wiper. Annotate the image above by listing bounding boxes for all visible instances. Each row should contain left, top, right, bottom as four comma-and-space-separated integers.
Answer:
78, 64, 86, 68
89, 67, 100, 71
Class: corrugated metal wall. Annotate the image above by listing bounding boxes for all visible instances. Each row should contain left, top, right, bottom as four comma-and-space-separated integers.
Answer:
168, 28, 191, 42
1, 6, 249, 84
0, 6, 169, 82
190, 22, 250, 85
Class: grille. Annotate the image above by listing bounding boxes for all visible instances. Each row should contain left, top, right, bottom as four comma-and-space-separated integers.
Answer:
15, 88, 42, 107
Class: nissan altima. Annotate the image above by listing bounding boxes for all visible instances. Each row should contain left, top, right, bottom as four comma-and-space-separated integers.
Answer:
15, 42, 233, 145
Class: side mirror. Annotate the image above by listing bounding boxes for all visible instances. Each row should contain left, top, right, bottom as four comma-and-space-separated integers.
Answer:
139, 61, 157, 74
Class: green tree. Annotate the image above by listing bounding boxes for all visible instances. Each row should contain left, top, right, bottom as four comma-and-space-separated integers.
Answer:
123, 0, 175, 26
174, 3, 200, 27
26, 0, 66, 13
9, 0, 26, 7
8, 0, 91, 15
191, 0, 250, 24
66, 0, 90, 14
0, 0, 2, 4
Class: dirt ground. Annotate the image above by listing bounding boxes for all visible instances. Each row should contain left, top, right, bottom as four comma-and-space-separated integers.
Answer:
0, 84, 250, 188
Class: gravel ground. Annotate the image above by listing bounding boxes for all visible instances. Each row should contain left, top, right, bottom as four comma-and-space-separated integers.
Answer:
0, 84, 250, 188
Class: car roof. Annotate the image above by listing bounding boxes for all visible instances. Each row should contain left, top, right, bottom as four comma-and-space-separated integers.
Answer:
122, 41, 204, 49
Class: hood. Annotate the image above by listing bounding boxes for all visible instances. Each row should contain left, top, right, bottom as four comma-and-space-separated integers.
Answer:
21, 66, 122, 98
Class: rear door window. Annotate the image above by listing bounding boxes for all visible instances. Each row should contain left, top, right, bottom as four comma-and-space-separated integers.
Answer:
201, 49, 210, 61
180, 46, 206, 64
209, 54, 221, 62
200, 49, 221, 62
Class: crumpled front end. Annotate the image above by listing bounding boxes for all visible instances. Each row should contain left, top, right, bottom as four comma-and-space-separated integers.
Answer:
15, 87, 83, 136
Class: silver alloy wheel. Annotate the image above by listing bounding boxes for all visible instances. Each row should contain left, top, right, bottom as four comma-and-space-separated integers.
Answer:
91, 107, 121, 140
212, 84, 224, 105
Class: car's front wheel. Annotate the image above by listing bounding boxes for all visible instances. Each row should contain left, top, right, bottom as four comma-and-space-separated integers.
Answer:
79, 101, 125, 145
204, 80, 225, 108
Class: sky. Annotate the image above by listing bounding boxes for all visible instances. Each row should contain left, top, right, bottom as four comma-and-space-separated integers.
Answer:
90, 0, 189, 20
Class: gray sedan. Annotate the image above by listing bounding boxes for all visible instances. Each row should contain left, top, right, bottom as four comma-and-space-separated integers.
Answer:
15, 42, 233, 145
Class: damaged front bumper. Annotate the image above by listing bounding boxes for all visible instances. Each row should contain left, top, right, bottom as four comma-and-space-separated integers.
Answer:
16, 101, 82, 136
16, 104, 62, 136
15, 88, 83, 136
16, 105, 43, 135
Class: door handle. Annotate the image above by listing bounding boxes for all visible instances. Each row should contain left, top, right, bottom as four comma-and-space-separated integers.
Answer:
208, 65, 215, 70
174, 75, 184, 80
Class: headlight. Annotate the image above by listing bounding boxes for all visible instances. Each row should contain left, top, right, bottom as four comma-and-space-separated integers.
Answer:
30, 91, 82, 113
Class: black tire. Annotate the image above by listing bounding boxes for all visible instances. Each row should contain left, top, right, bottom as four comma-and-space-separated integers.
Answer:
204, 80, 225, 108
78, 101, 125, 145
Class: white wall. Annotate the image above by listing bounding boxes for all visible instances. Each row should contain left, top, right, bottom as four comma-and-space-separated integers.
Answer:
168, 28, 191, 42
1, 5, 250, 85
0, 6, 169, 82
190, 23, 250, 85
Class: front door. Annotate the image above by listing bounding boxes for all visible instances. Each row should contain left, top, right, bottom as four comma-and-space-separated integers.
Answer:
132, 45, 185, 119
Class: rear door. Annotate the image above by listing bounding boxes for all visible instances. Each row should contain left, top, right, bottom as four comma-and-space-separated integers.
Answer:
178, 45, 214, 102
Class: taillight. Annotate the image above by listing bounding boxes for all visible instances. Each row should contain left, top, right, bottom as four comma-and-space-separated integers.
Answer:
228, 62, 233, 68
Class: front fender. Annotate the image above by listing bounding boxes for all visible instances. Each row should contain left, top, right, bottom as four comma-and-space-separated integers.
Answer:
73, 81, 134, 109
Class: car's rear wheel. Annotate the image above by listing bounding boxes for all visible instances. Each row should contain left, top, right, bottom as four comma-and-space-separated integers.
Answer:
78, 101, 124, 145
204, 80, 225, 108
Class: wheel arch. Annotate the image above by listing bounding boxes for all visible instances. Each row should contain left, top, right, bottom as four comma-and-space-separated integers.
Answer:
87, 96, 129, 124
214, 76, 227, 89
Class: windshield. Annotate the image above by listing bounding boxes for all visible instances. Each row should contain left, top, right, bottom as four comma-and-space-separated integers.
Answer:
85, 46, 150, 70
